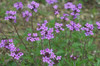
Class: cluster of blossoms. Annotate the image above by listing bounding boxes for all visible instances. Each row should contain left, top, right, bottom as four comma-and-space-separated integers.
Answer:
5, 10, 16, 23
60, 13, 69, 21
46, 0, 58, 4
81, 23, 94, 36
53, 5, 59, 15
66, 21, 81, 31
14, 2, 23, 10
27, 33, 40, 42
22, 10, 32, 22
0, 39, 23, 60
55, 23, 64, 33
27, 1, 39, 12
40, 48, 61, 66
70, 54, 78, 61
96, 21, 100, 29
37, 20, 54, 40
64, 2, 82, 19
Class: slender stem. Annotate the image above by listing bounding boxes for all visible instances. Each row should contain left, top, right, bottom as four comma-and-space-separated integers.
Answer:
14, 60, 19, 66
74, 61, 76, 66
41, 39, 44, 49
0, 31, 8, 39
49, 40, 51, 49
12, 23, 29, 51
31, 11, 34, 32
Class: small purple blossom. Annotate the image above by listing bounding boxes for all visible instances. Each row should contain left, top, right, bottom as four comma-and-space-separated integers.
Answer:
66, 21, 81, 31
5, 10, 16, 23
40, 48, 61, 66
60, 13, 69, 21
22, 10, 32, 22
96, 21, 100, 29
27, 1, 39, 12
14, 2, 23, 10
46, 0, 58, 4
55, 23, 64, 33
0, 39, 23, 60
27, 33, 40, 42
53, 5, 59, 15
64, 2, 75, 10
81, 23, 94, 36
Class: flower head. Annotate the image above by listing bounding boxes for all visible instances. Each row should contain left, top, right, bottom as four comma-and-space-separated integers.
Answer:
28, 1, 39, 12
46, 0, 58, 4
5, 10, 16, 23
14, 2, 23, 10
22, 10, 32, 22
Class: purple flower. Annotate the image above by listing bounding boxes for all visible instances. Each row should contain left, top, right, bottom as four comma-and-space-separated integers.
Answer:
66, 21, 81, 31
77, 3, 82, 9
64, 2, 75, 10
37, 20, 54, 40
27, 33, 40, 42
0, 39, 23, 60
40, 48, 61, 66
14, 2, 23, 10
60, 13, 69, 21
96, 21, 100, 29
46, 0, 58, 4
81, 23, 94, 36
53, 5, 58, 9
55, 23, 64, 33
27, 1, 39, 12
22, 10, 32, 22
5, 10, 16, 23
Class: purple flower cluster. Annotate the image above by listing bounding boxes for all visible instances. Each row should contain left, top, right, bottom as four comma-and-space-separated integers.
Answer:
70, 54, 78, 61
81, 23, 94, 36
27, 1, 39, 12
22, 10, 32, 22
66, 21, 81, 31
27, 33, 40, 42
64, 2, 82, 19
37, 20, 54, 40
96, 21, 100, 29
14, 2, 23, 10
0, 39, 23, 60
55, 23, 64, 33
64, 2, 76, 10
60, 13, 69, 21
46, 0, 58, 4
5, 10, 16, 23
40, 48, 61, 66
53, 5, 59, 15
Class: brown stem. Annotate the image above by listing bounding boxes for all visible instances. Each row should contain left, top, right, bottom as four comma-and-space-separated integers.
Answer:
12, 23, 29, 51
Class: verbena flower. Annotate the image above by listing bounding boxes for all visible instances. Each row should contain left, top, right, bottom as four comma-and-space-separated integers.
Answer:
40, 48, 61, 66
53, 5, 59, 15
27, 33, 40, 42
10, 48, 23, 60
0, 39, 23, 60
55, 23, 64, 33
22, 10, 32, 22
64, 2, 75, 10
96, 21, 100, 29
5, 10, 16, 23
37, 20, 54, 40
14, 2, 23, 10
70, 54, 78, 61
60, 13, 69, 21
46, 0, 58, 4
81, 23, 94, 36
66, 21, 81, 31
27, 1, 39, 12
